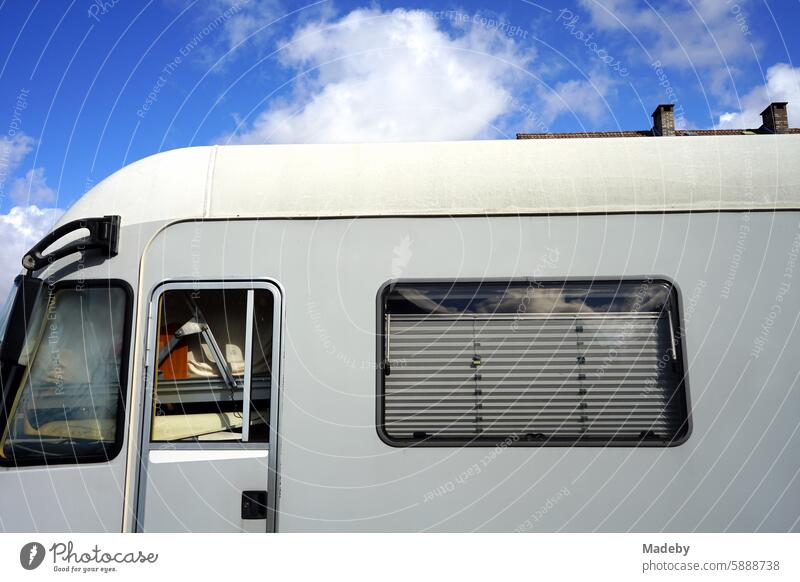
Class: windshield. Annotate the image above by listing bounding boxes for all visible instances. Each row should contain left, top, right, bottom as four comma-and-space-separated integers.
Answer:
0, 280, 19, 350
1, 285, 127, 463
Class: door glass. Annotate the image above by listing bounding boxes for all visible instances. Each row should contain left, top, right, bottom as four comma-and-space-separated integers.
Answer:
2, 286, 127, 461
248, 290, 274, 442
151, 288, 273, 443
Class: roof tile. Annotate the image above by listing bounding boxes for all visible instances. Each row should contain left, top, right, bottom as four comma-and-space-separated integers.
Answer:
517, 127, 800, 139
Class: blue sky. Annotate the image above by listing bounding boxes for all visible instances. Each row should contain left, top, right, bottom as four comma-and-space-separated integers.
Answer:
0, 0, 798, 287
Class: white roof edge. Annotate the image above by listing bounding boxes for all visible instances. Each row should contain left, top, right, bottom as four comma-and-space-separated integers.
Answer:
58, 135, 800, 228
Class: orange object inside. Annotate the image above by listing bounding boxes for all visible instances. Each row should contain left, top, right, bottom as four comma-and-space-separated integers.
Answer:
158, 323, 188, 379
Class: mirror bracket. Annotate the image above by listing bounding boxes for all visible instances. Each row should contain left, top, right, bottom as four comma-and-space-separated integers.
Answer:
21, 215, 120, 274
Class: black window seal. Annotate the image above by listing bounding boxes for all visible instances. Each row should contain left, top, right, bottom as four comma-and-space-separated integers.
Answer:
0, 278, 134, 468
375, 276, 692, 449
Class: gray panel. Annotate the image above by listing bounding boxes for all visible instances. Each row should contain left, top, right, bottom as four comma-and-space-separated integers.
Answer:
139, 213, 800, 532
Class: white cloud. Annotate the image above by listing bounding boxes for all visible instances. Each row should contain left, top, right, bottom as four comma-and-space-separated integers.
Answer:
0, 132, 56, 205
0, 133, 35, 196
0, 205, 64, 297
167, 0, 286, 67
223, 8, 536, 143
0, 133, 35, 174
9, 167, 57, 205
717, 63, 800, 129
579, 0, 757, 96
538, 75, 615, 125
216, 0, 282, 50
0, 137, 62, 297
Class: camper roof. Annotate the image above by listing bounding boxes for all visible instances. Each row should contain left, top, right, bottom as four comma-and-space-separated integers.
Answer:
61, 135, 800, 227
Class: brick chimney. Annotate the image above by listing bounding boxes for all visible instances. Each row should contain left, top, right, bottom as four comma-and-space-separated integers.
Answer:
652, 104, 675, 136
760, 102, 789, 134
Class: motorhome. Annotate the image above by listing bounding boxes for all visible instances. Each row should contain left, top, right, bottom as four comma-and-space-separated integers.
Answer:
1, 118, 799, 532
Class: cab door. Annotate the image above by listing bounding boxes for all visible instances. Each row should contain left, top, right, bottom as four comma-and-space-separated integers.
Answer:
0, 215, 134, 532
135, 281, 281, 532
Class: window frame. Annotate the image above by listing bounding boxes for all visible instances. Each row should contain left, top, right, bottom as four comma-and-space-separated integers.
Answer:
376, 277, 692, 448
0, 278, 134, 467
143, 280, 282, 451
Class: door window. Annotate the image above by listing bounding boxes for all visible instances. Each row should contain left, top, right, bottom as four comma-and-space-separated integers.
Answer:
151, 287, 275, 443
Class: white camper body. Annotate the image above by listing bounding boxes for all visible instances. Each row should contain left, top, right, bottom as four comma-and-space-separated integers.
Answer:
1, 136, 799, 532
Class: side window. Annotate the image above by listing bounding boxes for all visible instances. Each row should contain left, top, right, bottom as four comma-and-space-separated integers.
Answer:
151, 287, 275, 443
2, 284, 129, 463
379, 280, 689, 446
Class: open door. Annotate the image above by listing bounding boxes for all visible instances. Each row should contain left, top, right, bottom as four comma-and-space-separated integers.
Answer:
135, 281, 281, 532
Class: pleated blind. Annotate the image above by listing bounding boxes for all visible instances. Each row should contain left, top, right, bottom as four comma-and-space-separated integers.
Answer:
380, 281, 687, 445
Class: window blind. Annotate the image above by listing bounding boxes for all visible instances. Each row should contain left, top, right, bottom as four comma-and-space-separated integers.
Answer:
380, 281, 688, 445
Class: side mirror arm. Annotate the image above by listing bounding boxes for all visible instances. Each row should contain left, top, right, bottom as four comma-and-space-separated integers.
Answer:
21, 215, 120, 274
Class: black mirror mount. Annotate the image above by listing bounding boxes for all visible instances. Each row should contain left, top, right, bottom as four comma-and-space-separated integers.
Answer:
21, 215, 120, 274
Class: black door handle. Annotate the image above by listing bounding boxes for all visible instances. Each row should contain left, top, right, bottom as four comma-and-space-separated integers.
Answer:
241, 490, 268, 520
